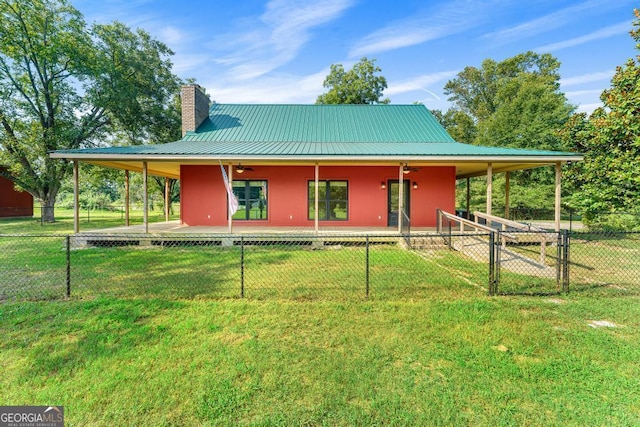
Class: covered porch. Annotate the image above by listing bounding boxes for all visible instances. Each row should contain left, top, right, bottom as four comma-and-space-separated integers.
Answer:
60, 157, 575, 236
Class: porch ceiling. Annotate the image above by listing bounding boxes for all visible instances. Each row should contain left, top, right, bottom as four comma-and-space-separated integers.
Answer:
76, 157, 575, 180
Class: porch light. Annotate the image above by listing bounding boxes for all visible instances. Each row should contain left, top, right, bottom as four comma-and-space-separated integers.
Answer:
381, 182, 386, 189
413, 182, 418, 189
235, 164, 245, 174
402, 164, 410, 174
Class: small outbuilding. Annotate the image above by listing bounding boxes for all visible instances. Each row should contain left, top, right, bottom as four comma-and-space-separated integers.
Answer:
0, 166, 33, 218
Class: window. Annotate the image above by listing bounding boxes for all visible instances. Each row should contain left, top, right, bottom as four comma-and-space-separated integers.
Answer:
232, 180, 268, 220
308, 180, 348, 221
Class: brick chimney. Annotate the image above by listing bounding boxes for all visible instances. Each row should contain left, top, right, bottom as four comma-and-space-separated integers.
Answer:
181, 84, 211, 137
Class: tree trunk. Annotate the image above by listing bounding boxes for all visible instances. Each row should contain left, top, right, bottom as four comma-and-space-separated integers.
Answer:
40, 193, 57, 223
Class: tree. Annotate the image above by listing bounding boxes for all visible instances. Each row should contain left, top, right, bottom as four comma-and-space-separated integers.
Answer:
0, 0, 181, 221
316, 57, 389, 104
442, 51, 574, 214
443, 51, 570, 151
560, 9, 640, 227
431, 109, 477, 144
444, 52, 563, 123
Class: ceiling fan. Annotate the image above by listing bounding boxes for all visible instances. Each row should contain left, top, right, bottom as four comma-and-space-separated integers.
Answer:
235, 164, 255, 174
402, 164, 421, 174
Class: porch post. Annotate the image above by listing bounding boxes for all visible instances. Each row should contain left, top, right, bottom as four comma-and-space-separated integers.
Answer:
142, 161, 148, 234
228, 164, 233, 233
314, 163, 319, 233
398, 164, 404, 233
73, 160, 79, 234
124, 170, 130, 227
486, 163, 492, 216
505, 171, 510, 220
466, 178, 471, 219
555, 162, 561, 231
165, 177, 170, 222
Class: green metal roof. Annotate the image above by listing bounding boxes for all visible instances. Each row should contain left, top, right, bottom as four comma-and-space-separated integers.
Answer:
185, 104, 456, 143
51, 103, 581, 159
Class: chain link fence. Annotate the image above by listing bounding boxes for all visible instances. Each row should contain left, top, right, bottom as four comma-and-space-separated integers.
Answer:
1, 230, 639, 301
567, 231, 640, 295
1, 233, 464, 301
490, 230, 568, 295
0, 205, 177, 226
0, 234, 69, 300
508, 208, 640, 232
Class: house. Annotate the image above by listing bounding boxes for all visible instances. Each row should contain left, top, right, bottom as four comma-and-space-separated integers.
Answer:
50, 85, 582, 233
0, 167, 33, 218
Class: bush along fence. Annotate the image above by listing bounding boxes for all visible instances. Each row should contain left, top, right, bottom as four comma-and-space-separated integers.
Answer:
0, 231, 639, 301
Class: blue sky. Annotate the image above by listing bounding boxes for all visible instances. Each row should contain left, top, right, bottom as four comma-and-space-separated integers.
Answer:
75, 0, 636, 114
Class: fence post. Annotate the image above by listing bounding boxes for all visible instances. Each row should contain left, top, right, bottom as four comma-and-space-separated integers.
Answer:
540, 234, 547, 265
447, 220, 452, 250
562, 229, 570, 293
488, 232, 496, 295
365, 236, 370, 298
556, 231, 562, 292
240, 236, 245, 298
496, 231, 501, 292
66, 235, 71, 297
569, 209, 573, 232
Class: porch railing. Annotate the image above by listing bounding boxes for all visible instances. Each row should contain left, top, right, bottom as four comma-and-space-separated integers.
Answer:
473, 211, 556, 265
436, 209, 515, 241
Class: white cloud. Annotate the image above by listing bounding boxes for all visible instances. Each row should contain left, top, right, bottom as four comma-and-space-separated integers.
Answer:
535, 21, 630, 52
576, 102, 603, 114
171, 54, 212, 75
212, 0, 355, 80
386, 71, 458, 97
483, 0, 610, 45
158, 26, 188, 45
202, 69, 329, 104
561, 70, 615, 86
563, 89, 603, 98
349, 1, 492, 57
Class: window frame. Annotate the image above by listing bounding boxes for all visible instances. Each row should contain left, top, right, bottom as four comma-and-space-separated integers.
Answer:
231, 180, 268, 221
308, 180, 349, 221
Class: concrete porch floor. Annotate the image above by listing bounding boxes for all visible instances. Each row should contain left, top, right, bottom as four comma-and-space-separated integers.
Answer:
76, 220, 438, 235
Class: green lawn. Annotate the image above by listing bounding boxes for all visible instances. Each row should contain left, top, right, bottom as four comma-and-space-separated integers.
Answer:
0, 206, 179, 234
2, 294, 640, 425
1, 218, 640, 425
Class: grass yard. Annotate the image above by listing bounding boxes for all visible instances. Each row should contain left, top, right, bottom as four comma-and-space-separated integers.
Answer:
2, 294, 640, 426
1, 217, 640, 425
0, 206, 179, 234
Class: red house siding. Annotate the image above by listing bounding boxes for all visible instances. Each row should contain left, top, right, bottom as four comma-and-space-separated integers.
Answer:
409, 166, 457, 226
180, 165, 227, 226
0, 170, 33, 217
180, 165, 455, 227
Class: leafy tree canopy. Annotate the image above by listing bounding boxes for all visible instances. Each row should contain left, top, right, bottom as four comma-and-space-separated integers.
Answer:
443, 51, 563, 122
0, 0, 182, 221
431, 109, 476, 145
439, 51, 574, 214
316, 57, 389, 104
560, 9, 640, 226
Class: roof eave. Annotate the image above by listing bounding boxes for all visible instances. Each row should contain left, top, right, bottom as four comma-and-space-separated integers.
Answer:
49, 152, 583, 163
